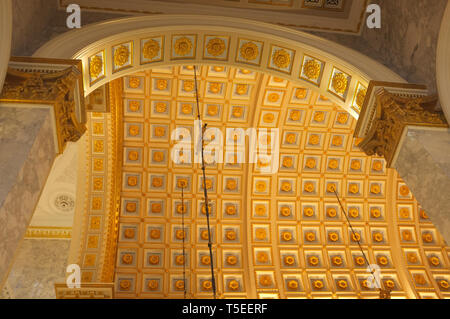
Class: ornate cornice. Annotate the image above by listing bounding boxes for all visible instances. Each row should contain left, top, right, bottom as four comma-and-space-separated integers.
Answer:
355, 82, 448, 167
0, 57, 87, 153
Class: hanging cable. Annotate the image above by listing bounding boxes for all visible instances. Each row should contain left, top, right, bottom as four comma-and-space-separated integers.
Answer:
332, 188, 391, 299
181, 183, 187, 299
193, 65, 217, 299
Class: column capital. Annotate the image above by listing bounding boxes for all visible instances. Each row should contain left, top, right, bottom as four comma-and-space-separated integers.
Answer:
0, 57, 86, 153
354, 81, 448, 167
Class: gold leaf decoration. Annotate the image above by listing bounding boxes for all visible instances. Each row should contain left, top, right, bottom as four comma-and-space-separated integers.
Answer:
272, 49, 291, 69
332, 72, 348, 94
206, 38, 226, 57
89, 55, 103, 78
303, 59, 321, 80
113, 45, 129, 67
174, 37, 193, 56
356, 88, 367, 108
143, 39, 160, 60
240, 42, 259, 61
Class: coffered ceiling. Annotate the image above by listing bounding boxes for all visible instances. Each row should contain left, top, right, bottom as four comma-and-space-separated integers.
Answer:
76, 65, 450, 299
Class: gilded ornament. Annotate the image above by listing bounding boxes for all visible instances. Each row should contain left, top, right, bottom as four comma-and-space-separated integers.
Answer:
328, 232, 339, 242
305, 232, 316, 242
122, 254, 133, 264
175, 280, 185, 290
255, 204, 266, 216
176, 204, 187, 215
201, 255, 211, 265
228, 280, 240, 291
272, 49, 291, 69
119, 280, 131, 290
280, 207, 291, 217
326, 184, 336, 193
422, 233, 433, 243
268, 93, 280, 102
350, 160, 361, 170
255, 228, 267, 240
155, 102, 166, 113
154, 127, 166, 137
407, 253, 418, 264
373, 232, 384, 242
200, 229, 209, 240
308, 256, 319, 266
305, 158, 316, 169
332, 256, 343, 266
385, 280, 395, 289
226, 179, 238, 191
93, 178, 103, 190
355, 256, 365, 266
420, 209, 429, 219
174, 37, 193, 56
183, 80, 194, 92
201, 204, 212, 215
175, 229, 186, 240
89, 55, 103, 78
259, 275, 272, 287
181, 103, 192, 114
207, 104, 219, 116
129, 77, 141, 88
150, 229, 161, 239
331, 135, 343, 146
429, 256, 440, 267
236, 84, 248, 95
156, 79, 168, 90
281, 231, 292, 242
290, 110, 301, 121
303, 59, 321, 80
414, 274, 426, 285
94, 140, 104, 152
128, 125, 140, 136
399, 185, 410, 196
226, 255, 238, 265
356, 88, 367, 108
282, 157, 294, 168
240, 42, 259, 61
285, 133, 296, 144
284, 256, 295, 266
400, 208, 410, 218
129, 100, 141, 112
202, 179, 213, 190
263, 113, 275, 123
125, 202, 136, 213
151, 203, 162, 213
304, 207, 314, 217
273, 77, 284, 83
371, 208, 381, 218
175, 255, 185, 265
255, 181, 267, 192
128, 151, 139, 161
439, 280, 449, 290
206, 38, 226, 56
225, 205, 237, 215
213, 66, 224, 72
377, 256, 388, 266
153, 151, 164, 162
304, 182, 315, 193
313, 280, 324, 289
256, 251, 269, 263
226, 230, 237, 240
351, 232, 361, 242
337, 113, 349, 124
113, 45, 129, 67
287, 280, 298, 290
148, 280, 159, 291
308, 134, 320, 145
372, 161, 383, 171
93, 159, 103, 171
327, 207, 337, 218
348, 183, 359, 194
152, 177, 163, 188
332, 72, 348, 94
328, 159, 339, 169
232, 106, 244, 117
337, 280, 348, 289
295, 88, 307, 99
313, 111, 325, 122
281, 182, 292, 192
209, 82, 221, 94
143, 39, 160, 59
349, 208, 359, 218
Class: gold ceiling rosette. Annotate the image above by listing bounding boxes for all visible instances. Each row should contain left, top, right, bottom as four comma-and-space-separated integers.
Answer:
303, 59, 321, 80
143, 39, 160, 60
272, 49, 291, 69
240, 42, 259, 61
89, 55, 103, 78
113, 45, 130, 67
206, 38, 226, 57
174, 37, 193, 56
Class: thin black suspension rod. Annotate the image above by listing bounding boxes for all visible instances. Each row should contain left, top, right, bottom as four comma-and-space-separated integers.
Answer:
193, 65, 216, 299
181, 184, 187, 299
333, 188, 388, 294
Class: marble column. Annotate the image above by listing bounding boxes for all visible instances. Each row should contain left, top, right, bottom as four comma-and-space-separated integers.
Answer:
355, 81, 450, 243
0, 106, 55, 288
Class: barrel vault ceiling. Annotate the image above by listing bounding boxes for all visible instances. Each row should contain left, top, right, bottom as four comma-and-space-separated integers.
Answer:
75, 65, 450, 299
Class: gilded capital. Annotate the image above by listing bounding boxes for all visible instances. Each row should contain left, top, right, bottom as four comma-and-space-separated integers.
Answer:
355, 82, 448, 167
